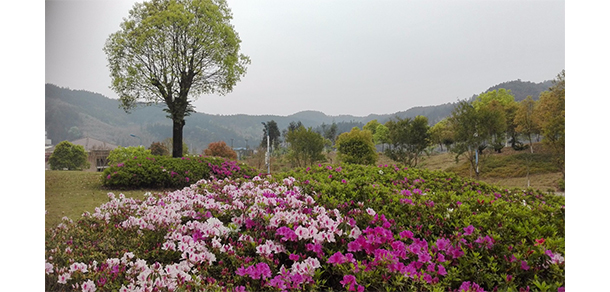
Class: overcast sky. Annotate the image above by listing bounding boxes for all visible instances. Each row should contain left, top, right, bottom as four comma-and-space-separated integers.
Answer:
45, 0, 565, 117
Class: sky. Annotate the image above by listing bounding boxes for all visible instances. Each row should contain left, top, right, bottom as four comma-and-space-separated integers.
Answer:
45, 0, 565, 117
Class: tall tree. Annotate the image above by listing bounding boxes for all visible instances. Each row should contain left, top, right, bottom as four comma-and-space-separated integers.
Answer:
514, 95, 540, 187
535, 70, 565, 177
104, 0, 250, 157
514, 96, 540, 153
261, 120, 281, 151
449, 100, 488, 179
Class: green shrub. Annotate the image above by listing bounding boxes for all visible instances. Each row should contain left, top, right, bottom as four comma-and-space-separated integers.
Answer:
335, 127, 377, 165
102, 155, 258, 189
107, 146, 152, 165
48, 141, 90, 170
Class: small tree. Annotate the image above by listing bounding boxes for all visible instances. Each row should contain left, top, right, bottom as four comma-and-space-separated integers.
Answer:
285, 126, 326, 167
48, 141, 89, 170
149, 141, 170, 156
449, 100, 488, 179
335, 127, 377, 165
385, 116, 431, 167
204, 141, 237, 160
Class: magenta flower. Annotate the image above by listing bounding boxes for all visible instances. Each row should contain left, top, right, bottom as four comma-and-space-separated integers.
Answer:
436, 238, 451, 251
521, 260, 530, 271
399, 230, 414, 240
463, 225, 475, 236
289, 253, 300, 261
340, 274, 358, 291
437, 264, 447, 276
327, 251, 348, 265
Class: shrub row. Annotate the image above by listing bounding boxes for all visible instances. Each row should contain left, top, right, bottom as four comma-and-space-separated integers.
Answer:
101, 155, 259, 189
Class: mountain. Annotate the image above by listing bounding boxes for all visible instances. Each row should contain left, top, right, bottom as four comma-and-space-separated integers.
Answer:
45, 78, 553, 153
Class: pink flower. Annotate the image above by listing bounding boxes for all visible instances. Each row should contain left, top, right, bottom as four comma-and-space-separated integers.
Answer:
81, 279, 97, 292
289, 254, 300, 261
463, 225, 475, 236
399, 230, 413, 240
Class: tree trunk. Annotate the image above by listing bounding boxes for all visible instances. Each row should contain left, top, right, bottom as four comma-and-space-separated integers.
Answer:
172, 118, 185, 158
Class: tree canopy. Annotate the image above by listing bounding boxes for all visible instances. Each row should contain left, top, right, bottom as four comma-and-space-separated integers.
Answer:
104, 0, 249, 157
335, 127, 377, 165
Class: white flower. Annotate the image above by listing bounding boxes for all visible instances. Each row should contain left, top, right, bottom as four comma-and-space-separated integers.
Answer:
378, 170, 384, 175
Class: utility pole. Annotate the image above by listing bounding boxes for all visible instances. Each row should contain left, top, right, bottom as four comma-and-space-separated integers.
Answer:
261, 122, 270, 174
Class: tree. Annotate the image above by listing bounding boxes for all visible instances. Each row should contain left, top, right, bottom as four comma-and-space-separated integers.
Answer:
363, 120, 381, 136
514, 96, 540, 188
384, 116, 431, 167
104, 0, 250, 158
514, 96, 540, 153
373, 124, 390, 151
48, 141, 89, 170
149, 141, 170, 156
472, 89, 515, 153
261, 120, 281, 151
429, 118, 454, 152
204, 141, 237, 160
535, 70, 565, 177
285, 126, 326, 167
448, 100, 488, 179
335, 127, 377, 165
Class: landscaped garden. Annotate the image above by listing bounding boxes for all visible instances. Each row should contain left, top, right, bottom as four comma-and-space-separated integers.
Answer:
45, 155, 564, 291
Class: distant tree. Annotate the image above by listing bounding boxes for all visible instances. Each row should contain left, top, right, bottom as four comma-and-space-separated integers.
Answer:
429, 118, 454, 152
363, 120, 381, 136
204, 141, 237, 160
149, 141, 170, 156
472, 89, 515, 153
323, 122, 338, 143
514, 96, 540, 153
285, 126, 326, 167
49, 141, 89, 170
261, 120, 281, 151
68, 126, 83, 140
335, 127, 377, 165
448, 100, 489, 179
384, 116, 431, 167
373, 124, 390, 151
535, 70, 565, 177
104, 0, 250, 158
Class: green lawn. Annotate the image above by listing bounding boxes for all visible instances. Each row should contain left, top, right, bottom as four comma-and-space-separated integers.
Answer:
45, 171, 155, 230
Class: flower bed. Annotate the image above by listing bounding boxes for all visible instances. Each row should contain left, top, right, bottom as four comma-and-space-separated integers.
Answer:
46, 164, 564, 291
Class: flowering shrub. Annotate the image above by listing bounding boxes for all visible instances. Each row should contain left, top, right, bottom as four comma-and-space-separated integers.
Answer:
101, 155, 257, 189
46, 164, 564, 291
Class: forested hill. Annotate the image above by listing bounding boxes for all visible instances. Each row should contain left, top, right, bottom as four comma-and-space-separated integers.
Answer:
45, 79, 552, 153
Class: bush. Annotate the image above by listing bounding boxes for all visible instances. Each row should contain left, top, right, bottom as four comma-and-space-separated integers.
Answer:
48, 141, 89, 170
107, 146, 152, 165
203, 141, 237, 160
102, 154, 258, 189
46, 164, 564, 291
335, 127, 377, 165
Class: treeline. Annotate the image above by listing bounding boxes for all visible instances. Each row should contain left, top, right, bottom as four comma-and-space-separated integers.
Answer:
225, 70, 564, 184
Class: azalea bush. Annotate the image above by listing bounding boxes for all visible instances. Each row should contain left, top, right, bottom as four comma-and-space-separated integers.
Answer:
46, 164, 564, 291
101, 155, 258, 189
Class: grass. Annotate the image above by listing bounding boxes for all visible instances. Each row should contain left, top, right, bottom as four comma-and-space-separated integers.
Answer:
45, 171, 159, 230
